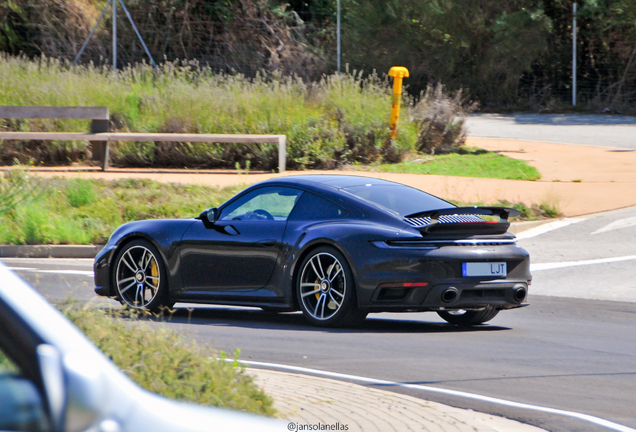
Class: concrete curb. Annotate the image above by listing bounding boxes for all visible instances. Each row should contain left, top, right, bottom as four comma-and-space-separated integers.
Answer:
507, 219, 554, 235
0, 245, 103, 259
0, 220, 554, 259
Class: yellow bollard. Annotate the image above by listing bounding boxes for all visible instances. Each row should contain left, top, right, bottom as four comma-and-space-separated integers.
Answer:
388, 66, 409, 140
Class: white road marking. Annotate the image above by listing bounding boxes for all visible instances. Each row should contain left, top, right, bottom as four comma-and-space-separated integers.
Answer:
592, 216, 636, 235
531, 255, 636, 272
0, 258, 94, 263
234, 360, 636, 432
516, 218, 586, 240
7, 267, 94, 277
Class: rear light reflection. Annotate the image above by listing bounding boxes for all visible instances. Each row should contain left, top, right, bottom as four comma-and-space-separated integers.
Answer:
379, 282, 429, 288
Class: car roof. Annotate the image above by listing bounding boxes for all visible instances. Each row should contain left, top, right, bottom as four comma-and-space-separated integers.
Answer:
249, 175, 450, 222
264, 174, 402, 189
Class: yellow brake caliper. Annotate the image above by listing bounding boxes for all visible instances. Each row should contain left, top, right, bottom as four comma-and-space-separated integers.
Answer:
150, 259, 158, 290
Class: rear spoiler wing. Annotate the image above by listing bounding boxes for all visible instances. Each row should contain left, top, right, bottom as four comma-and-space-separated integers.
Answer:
406, 207, 521, 221
405, 207, 521, 235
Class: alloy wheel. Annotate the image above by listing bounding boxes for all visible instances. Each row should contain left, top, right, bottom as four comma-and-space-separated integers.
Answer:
115, 245, 161, 308
299, 252, 346, 321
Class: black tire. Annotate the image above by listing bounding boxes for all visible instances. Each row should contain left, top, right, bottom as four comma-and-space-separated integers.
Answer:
437, 306, 500, 326
297, 246, 367, 328
112, 239, 170, 312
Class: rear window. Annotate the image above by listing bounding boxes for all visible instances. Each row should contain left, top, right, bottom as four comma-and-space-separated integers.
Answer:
344, 184, 453, 216
289, 193, 348, 221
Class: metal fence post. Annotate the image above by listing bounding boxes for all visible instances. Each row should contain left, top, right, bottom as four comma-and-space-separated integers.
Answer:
278, 136, 287, 173
90, 110, 110, 171
337, 0, 341, 74
572, 3, 577, 107
113, 0, 117, 71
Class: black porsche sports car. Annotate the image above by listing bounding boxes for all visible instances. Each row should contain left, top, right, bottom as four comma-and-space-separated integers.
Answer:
94, 175, 531, 327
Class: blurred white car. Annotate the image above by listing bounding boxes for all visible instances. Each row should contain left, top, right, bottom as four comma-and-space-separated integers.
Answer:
0, 262, 282, 432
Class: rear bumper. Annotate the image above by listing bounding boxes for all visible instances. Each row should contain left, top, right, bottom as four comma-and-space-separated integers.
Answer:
352, 241, 531, 312
362, 280, 529, 312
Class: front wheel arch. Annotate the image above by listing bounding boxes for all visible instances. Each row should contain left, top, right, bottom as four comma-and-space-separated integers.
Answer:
110, 238, 171, 310
109, 235, 166, 291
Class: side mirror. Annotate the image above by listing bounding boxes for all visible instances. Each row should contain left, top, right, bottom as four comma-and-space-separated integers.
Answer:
207, 207, 220, 223
197, 208, 219, 228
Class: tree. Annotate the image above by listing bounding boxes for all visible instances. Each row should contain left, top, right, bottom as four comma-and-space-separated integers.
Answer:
341, 0, 552, 106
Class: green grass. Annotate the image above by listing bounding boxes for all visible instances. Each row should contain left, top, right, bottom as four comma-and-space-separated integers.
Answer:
350, 152, 541, 181
65, 178, 97, 208
0, 56, 418, 170
0, 173, 244, 245
0, 56, 541, 176
60, 303, 275, 415
0, 170, 556, 246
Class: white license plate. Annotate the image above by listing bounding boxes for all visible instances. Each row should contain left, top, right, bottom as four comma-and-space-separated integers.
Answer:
463, 262, 507, 277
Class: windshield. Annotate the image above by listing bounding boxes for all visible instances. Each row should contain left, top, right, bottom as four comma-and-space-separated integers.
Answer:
343, 184, 454, 216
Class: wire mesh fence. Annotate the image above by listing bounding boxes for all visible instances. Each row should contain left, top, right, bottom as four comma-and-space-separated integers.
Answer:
7, 0, 335, 79
3, 0, 636, 111
519, 67, 636, 111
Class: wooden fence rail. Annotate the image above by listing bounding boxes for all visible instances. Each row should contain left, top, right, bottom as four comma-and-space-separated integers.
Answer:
0, 106, 287, 172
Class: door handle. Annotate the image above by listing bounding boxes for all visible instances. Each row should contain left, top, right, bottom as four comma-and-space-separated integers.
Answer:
257, 239, 277, 247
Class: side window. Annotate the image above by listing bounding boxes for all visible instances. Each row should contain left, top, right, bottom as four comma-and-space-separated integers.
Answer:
289, 192, 348, 221
220, 187, 303, 221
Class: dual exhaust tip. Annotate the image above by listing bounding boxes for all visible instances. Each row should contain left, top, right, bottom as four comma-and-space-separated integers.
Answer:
441, 287, 459, 303
440, 285, 527, 303
513, 285, 527, 302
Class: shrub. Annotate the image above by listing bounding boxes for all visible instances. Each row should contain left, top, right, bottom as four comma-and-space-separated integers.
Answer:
61, 303, 275, 416
412, 84, 478, 154
0, 167, 42, 216
497, 200, 562, 220
0, 56, 469, 169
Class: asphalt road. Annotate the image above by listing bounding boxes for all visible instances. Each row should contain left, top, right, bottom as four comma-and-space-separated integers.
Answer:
521, 206, 636, 302
465, 114, 636, 150
3, 207, 636, 432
